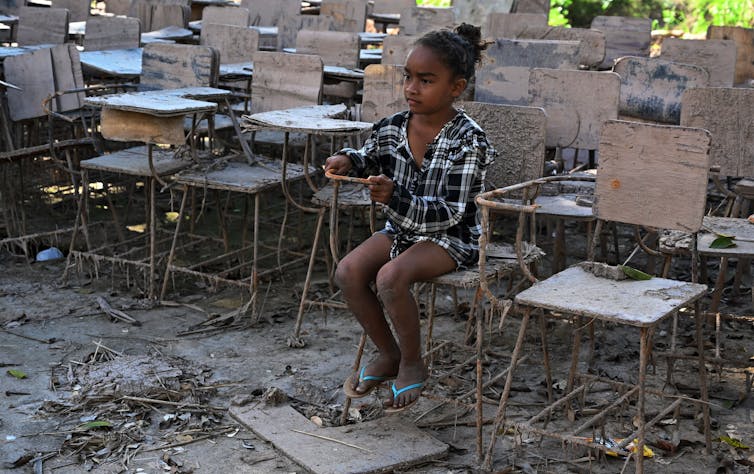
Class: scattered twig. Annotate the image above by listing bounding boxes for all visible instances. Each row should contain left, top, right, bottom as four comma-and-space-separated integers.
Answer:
95, 296, 142, 326
142, 426, 236, 452
0, 328, 57, 344
289, 428, 373, 453
120, 395, 226, 411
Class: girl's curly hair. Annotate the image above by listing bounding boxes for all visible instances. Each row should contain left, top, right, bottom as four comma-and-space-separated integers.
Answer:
413, 23, 489, 81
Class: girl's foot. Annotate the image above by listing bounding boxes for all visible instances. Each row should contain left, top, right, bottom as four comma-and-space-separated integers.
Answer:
383, 361, 428, 411
343, 355, 400, 398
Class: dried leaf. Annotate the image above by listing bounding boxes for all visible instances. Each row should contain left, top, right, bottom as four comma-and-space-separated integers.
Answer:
720, 435, 749, 449
618, 265, 652, 280
710, 236, 737, 249
7, 369, 27, 379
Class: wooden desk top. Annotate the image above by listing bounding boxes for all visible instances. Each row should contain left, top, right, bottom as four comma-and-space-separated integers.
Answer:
243, 105, 372, 135
0, 14, 19, 24
85, 88, 224, 116
80, 48, 142, 78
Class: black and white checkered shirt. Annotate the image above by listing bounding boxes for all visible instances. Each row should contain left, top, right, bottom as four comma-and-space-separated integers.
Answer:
340, 110, 496, 268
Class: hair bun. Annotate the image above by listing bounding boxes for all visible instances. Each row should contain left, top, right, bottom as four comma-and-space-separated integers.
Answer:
454, 23, 486, 65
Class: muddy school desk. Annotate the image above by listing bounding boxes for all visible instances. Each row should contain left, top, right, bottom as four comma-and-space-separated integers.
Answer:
65, 87, 230, 299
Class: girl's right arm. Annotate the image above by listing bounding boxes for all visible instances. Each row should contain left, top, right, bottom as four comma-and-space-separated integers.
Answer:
324, 154, 352, 175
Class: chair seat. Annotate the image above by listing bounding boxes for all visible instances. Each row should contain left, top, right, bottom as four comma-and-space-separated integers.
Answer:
174, 159, 318, 194
515, 264, 706, 327
660, 216, 754, 257
429, 242, 543, 287
183, 113, 235, 133
80, 146, 191, 177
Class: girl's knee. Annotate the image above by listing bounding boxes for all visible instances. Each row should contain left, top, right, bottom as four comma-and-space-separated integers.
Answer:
375, 265, 402, 302
334, 256, 365, 290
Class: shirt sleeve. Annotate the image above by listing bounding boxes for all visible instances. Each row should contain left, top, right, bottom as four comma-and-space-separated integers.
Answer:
337, 123, 380, 176
384, 135, 491, 234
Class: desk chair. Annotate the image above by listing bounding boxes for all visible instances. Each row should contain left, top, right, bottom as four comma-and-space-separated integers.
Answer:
660, 38, 737, 88
479, 120, 712, 473
398, 6, 455, 36
52, 0, 88, 22
201, 5, 249, 27
17, 6, 69, 45
589, 15, 651, 70
83, 16, 141, 51
295, 29, 361, 106
243, 0, 299, 49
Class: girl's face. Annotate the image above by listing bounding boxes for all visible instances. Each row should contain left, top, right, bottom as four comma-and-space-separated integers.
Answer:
403, 45, 467, 117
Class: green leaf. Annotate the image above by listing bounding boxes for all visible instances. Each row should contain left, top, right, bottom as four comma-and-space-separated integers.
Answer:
618, 265, 652, 281
720, 435, 749, 449
7, 369, 27, 379
78, 420, 113, 430
710, 236, 737, 249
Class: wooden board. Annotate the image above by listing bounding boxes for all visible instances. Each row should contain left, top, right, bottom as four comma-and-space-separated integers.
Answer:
104, 0, 129, 16
381, 34, 413, 65
475, 38, 580, 106
590, 15, 651, 69
201, 4, 248, 26
529, 68, 620, 149
458, 101, 545, 189
483, 12, 548, 39
17, 6, 69, 45
245, 0, 298, 49
175, 160, 315, 194
660, 38, 736, 87
707, 26, 754, 85
681, 87, 754, 178
86, 91, 217, 115
399, 6, 455, 36
319, 0, 368, 33
250, 51, 322, 113
52, 0, 88, 22
245, 109, 372, 134
141, 43, 218, 90
51, 43, 85, 113
594, 120, 710, 232
514, 26, 606, 69
512, 0, 549, 14
80, 145, 190, 175
372, 0, 413, 15
150, 4, 189, 30
100, 108, 186, 144
4, 45, 54, 121
613, 56, 709, 124
201, 23, 258, 64
296, 29, 360, 69
230, 403, 448, 474
80, 48, 142, 77
83, 16, 140, 51
361, 63, 404, 123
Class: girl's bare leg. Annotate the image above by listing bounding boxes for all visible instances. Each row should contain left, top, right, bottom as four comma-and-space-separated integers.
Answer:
335, 233, 400, 395
376, 241, 457, 409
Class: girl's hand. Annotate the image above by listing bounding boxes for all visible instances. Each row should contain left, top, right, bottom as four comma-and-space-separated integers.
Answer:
324, 154, 352, 175
367, 174, 394, 204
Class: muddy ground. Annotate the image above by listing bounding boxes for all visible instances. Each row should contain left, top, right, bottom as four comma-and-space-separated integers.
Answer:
2, 218, 754, 474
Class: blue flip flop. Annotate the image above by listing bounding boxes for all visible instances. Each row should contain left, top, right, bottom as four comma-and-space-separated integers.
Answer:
384, 381, 425, 413
343, 366, 395, 399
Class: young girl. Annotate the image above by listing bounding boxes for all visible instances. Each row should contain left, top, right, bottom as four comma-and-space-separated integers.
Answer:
325, 24, 495, 412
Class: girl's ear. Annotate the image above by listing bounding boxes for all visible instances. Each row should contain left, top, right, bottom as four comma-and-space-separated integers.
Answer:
451, 77, 468, 98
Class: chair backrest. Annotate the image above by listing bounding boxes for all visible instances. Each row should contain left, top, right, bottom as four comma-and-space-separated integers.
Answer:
201, 23, 258, 64
475, 38, 580, 106
590, 15, 651, 69
681, 87, 754, 178
244, 0, 299, 49
528, 68, 620, 150
0, 0, 21, 15
17, 6, 69, 45
52, 0, 88, 22
660, 38, 736, 88
512, 0, 550, 14
140, 43, 219, 90
594, 120, 710, 232
381, 34, 414, 65
295, 29, 359, 69
706, 26, 754, 86
613, 56, 709, 124
458, 101, 546, 189
319, 0, 368, 32
360, 64, 404, 123
201, 5, 249, 27
105, 0, 129, 15
5, 43, 85, 121
129, 0, 189, 31
372, 0, 413, 16
484, 12, 548, 39
399, 6, 455, 36
250, 51, 323, 114
84, 16, 141, 51
512, 26, 606, 70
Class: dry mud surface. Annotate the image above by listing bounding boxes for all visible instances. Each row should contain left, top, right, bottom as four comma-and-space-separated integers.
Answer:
1, 237, 754, 474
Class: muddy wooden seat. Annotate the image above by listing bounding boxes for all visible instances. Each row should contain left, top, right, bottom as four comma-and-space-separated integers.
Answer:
398, 6, 455, 36
589, 15, 651, 70
83, 16, 141, 51
707, 26, 754, 86
613, 56, 709, 125
660, 38, 736, 87
479, 120, 712, 472
475, 38, 581, 106
17, 6, 69, 45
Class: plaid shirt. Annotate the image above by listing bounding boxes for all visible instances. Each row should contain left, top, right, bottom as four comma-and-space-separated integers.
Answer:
340, 110, 496, 268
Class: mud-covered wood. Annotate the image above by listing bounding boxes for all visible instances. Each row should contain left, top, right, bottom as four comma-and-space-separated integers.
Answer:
130, 1, 189, 32
80, 146, 190, 176
250, 51, 323, 113
201, 23, 258, 64
660, 38, 736, 87
529, 68, 619, 149
245, 0, 298, 49
296, 30, 360, 69
141, 43, 219, 90
86, 90, 218, 115
707, 26, 754, 85
595, 120, 710, 232
360, 64, 404, 123
177, 160, 317, 194
4, 45, 55, 121
513, 26, 606, 69
51, 43, 85, 113
399, 6, 455, 36
381, 34, 413, 65
80, 47, 142, 78
512, 0, 549, 14
201, 5, 248, 26
52, 0, 88, 21
681, 87, 754, 178
613, 56, 709, 124
100, 109, 186, 144
83, 16, 141, 51
483, 12, 547, 39
476, 39, 580, 106
590, 15, 651, 69
17, 6, 69, 45
244, 107, 372, 135
372, 0, 413, 15
105, 0, 129, 16
457, 101, 545, 188
319, 0, 368, 33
